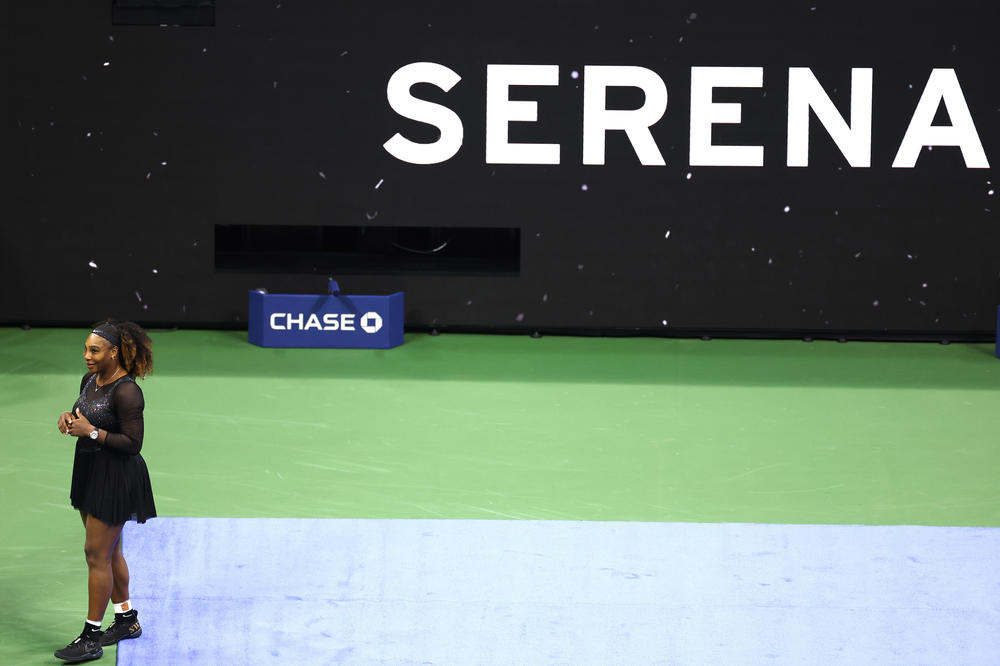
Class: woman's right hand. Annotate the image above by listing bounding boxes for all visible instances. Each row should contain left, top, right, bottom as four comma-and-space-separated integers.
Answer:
57, 411, 73, 435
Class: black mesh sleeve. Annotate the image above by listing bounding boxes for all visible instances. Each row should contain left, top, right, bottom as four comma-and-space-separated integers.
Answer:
104, 381, 145, 455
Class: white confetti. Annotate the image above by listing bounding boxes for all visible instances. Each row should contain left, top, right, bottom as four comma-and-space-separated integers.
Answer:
515, 313, 524, 322
375, 178, 384, 189
152, 269, 158, 274
664, 230, 671, 239
783, 205, 790, 213
135, 291, 143, 303
854, 251, 862, 258
103, 61, 110, 67
160, 161, 167, 166
580, 184, 588, 191
88, 261, 98, 269
921, 282, 928, 288
145, 172, 151, 180
988, 189, 995, 196
273, 80, 278, 89
318, 171, 326, 180
365, 210, 378, 220
662, 320, 668, 326
570, 70, 579, 79
542, 294, 548, 302
86, 132, 92, 137
873, 300, 879, 307
685, 172, 692, 180
577, 264, 584, 270
340, 50, 349, 56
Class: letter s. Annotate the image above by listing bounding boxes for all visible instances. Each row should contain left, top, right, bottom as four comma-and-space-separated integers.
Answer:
383, 62, 463, 165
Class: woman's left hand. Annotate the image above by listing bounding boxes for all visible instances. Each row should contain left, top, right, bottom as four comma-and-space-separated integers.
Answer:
66, 408, 95, 437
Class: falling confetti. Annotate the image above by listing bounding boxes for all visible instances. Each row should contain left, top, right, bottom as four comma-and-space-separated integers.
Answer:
580, 184, 589, 191
664, 230, 671, 239
88, 261, 98, 269
783, 205, 790, 213
365, 210, 378, 220
570, 71, 579, 79
375, 178, 384, 189
318, 171, 326, 180
515, 313, 524, 322
152, 269, 159, 274
135, 291, 143, 303
685, 172, 692, 180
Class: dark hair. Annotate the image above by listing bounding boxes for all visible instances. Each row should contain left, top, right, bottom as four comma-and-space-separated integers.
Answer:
91, 319, 153, 379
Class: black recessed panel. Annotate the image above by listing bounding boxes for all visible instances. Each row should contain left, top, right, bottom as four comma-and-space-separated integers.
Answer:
215, 225, 520, 276
112, 0, 215, 26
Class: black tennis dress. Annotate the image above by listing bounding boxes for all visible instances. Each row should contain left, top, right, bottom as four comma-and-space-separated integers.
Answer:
70, 373, 156, 524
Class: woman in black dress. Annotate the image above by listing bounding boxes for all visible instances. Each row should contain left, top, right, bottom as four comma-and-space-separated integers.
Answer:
54, 320, 156, 663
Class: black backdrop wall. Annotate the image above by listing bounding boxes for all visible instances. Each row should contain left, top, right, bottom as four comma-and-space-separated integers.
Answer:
4, 1, 999, 339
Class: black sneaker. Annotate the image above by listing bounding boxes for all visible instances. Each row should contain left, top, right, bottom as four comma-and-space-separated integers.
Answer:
54, 633, 103, 662
100, 613, 142, 646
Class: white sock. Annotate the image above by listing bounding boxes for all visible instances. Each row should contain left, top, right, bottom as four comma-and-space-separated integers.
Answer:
86, 619, 102, 628
113, 600, 132, 614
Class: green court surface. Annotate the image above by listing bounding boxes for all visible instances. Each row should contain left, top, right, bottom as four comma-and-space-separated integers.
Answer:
1, 327, 998, 664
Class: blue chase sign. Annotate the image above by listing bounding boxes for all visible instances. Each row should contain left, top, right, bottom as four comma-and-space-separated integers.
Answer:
248, 280, 404, 349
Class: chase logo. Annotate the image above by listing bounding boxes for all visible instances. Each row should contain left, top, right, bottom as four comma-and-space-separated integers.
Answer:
269, 311, 383, 334
360, 312, 383, 334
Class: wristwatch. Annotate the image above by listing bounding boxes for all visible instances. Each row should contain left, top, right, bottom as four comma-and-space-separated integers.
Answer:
89, 429, 99, 440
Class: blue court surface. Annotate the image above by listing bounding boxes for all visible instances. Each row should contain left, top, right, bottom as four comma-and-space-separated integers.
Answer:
119, 518, 1000, 665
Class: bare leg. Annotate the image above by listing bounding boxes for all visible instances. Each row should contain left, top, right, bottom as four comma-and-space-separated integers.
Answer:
111, 532, 130, 604
83, 514, 124, 622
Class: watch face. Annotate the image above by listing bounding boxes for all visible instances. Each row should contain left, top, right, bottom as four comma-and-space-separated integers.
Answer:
90, 430, 99, 440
